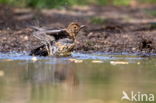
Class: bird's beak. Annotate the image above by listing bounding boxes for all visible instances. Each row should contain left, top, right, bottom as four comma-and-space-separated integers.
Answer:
80, 25, 86, 29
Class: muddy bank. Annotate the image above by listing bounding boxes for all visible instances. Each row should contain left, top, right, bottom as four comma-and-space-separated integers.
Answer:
0, 5, 156, 54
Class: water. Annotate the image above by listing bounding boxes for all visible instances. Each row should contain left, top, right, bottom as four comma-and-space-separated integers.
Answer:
0, 52, 156, 103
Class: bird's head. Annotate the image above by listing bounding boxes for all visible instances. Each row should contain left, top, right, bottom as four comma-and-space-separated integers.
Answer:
66, 22, 85, 40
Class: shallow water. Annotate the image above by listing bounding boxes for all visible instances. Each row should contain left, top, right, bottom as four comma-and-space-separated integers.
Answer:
0, 52, 156, 103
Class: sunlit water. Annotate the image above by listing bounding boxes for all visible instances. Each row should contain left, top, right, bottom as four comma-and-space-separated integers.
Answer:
0, 52, 156, 103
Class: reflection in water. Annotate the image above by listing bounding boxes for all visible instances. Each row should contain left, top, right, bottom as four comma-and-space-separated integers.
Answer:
0, 55, 156, 103
26, 59, 79, 103
26, 59, 79, 86
0, 58, 80, 103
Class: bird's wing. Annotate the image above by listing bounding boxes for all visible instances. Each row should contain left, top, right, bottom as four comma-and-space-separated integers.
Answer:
32, 26, 66, 43
42, 29, 66, 35
33, 31, 55, 43
31, 26, 66, 33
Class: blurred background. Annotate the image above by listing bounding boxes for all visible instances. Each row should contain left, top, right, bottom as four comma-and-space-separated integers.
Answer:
0, 0, 156, 8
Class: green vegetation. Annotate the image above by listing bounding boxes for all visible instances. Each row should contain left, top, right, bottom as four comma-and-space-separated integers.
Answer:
140, 0, 156, 3
150, 23, 156, 29
0, 0, 156, 8
90, 17, 106, 24
147, 10, 156, 16
113, 0, 131, 6
0, 0, 89, 8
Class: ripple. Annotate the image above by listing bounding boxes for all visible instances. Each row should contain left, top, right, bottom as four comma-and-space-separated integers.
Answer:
0, 52, 146, 62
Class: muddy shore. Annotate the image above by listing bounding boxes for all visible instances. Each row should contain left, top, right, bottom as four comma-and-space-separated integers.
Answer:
0, 5, 156, 54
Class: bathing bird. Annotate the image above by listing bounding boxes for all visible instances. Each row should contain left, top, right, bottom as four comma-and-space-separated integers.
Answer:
30, 22, 85, 56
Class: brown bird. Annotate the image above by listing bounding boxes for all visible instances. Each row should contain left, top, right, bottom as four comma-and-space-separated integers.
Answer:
30, 22, 85, 56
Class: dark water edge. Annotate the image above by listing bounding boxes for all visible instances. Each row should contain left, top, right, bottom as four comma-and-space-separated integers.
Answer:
0, 51, 156, 61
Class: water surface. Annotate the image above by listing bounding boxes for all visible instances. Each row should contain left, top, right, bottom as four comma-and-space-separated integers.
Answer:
0, 52, 156, 103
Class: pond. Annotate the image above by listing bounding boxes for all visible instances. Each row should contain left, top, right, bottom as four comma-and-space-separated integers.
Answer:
0, 52, 156, 103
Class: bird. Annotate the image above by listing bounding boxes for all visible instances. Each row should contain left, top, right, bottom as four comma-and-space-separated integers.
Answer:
30, 22, 85, 56
30, 38, 75, 56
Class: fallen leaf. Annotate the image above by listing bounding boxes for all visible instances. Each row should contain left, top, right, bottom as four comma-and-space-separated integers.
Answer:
110, 61, 129, 65
69, 59, 83, 63
137, 62, 141, 65
0, 70, 5, 77
92, 60, 103, 63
